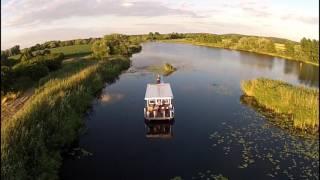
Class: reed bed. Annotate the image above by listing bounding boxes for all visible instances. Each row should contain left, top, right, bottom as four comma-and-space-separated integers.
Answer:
1, 57, 130, 179
241, 78, 319, 133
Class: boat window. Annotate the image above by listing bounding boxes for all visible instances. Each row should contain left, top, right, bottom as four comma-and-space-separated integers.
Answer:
149, 100, 155, 104
162, 99, 169, 104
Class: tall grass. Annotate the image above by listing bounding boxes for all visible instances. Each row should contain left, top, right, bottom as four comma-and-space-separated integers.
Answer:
241, 78, 319, 133
1, 57, 130, 179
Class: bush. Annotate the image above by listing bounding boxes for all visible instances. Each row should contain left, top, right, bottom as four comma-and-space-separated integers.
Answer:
128, 44, 142, 54
13, 63, 49, 80
41, 53, 64, 71
1, 66, 14, 92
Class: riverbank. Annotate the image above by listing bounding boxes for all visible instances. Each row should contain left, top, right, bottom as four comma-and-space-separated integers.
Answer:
241, 78, 319, 135
1, 56, 131, 179
159, 39, 319, 66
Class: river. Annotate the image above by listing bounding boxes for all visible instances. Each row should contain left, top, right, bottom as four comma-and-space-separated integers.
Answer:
61, 42, 319, 179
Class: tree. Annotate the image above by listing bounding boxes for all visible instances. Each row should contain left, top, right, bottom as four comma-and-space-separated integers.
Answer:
91, 40, 110, 60
284, 42, 295, 56
1, 66, 13, 93
1, 51, 8, 61
148, 32, 154, 40
300, 37, 319, 63
48, 41, 59, 48
4, 45, 20, 56
104, 34, 130, 55
20, 48, 34, 61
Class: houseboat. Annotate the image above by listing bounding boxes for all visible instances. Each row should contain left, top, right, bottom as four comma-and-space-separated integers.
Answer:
144, 75, 174, 120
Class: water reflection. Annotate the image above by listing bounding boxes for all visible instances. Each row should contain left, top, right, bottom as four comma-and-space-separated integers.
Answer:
144, 120, 174, 139
99, 92, 124, 104
238, 52, 275, 70
283, 61, 319, 87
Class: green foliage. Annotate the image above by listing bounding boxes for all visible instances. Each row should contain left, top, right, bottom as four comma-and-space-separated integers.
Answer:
171, 176, 183, 180
284, 42, 295, 56
1, 66, 14, 92
20, 48, 34, 61
1, 51, 20, 66
148, 32, 155, 40
1, 53, 65, 93
13, 62, 49, 81
236, 37, 275, 53
128, 44, 142, 54
241, 78, 319, 133
163, 63, 176, 75
92, 40, 109, 59
161, 33, 318, 65
104, 34, 130, 55
92, 34, 141, 60
2, 45, 20, 57
193, 33, 222, 43
147, 63, 176, 76
1, 51, 8, 61
1, 57, 131, 180
50, 44, 92, 57
300, 38, 319, 64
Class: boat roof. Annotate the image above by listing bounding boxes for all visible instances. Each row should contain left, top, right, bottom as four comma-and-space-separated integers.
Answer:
144, 83, 173, 100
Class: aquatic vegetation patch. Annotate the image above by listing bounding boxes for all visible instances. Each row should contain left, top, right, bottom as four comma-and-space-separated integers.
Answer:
171, 172, 228, 180
67, 147, 93, 159
147, 63, 177, 76
209, 106, 319, 179
191, 171, 228, 180
241, 78, 319, 133
240, 95, 318, 138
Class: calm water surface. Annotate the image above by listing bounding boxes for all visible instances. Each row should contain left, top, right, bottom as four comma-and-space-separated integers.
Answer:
61, 42, 319, 179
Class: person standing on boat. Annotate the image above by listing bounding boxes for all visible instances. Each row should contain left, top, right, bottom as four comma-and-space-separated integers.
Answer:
156, 74, 161, 84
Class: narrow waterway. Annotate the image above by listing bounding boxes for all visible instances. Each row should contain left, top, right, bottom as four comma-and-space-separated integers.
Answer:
61, 42, 319, 179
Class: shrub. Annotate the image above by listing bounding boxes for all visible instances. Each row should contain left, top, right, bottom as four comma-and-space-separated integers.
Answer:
41, 53, 64, 71
128, 44, 142, 54
13, 63, 49, 80
1, 66, 14, 92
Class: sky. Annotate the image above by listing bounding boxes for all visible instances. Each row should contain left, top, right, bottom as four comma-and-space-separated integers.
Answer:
1, 0, 319, 49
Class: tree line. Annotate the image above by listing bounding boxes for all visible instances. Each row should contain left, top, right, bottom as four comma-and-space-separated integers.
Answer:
155, 33, 318, 64
91, 34, 142, 60
1, 34, 143, 95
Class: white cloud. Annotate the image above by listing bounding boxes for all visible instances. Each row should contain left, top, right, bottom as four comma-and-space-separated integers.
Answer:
1, 0, 319, 49
121, 2, 134, 7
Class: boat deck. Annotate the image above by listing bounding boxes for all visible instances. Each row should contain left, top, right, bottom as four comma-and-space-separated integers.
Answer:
144, 105, 174, 120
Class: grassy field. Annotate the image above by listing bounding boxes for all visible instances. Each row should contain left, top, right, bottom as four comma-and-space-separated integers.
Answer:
1, 56, 130, 179
241, 78, 319, 134
159, 39, 319, 66
50, 44, 92, 57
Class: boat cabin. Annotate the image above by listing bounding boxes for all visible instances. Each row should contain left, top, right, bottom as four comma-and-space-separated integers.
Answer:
144, 76, 174, 120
